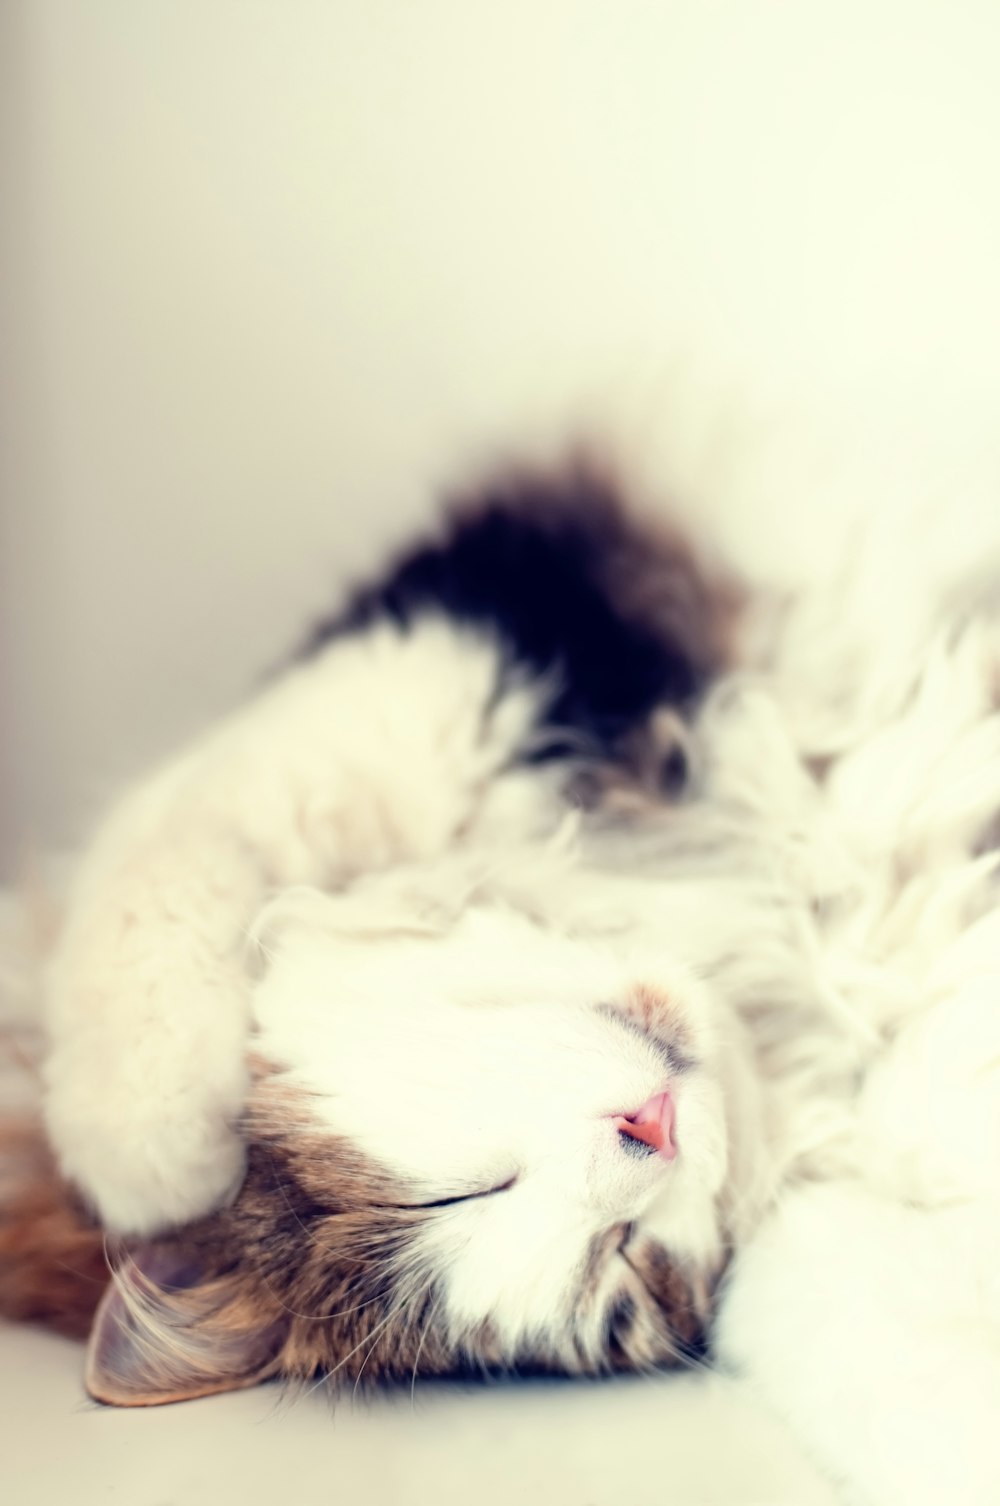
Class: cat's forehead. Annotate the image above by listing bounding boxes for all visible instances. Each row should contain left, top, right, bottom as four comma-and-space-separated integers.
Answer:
255, 903, 632, 1012
250, 903, 632, 1092
251, 895, 707, 1049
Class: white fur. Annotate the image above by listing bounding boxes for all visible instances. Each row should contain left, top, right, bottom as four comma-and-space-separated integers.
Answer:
43, 619, 553, 1233
705, 516, 1000, 1504
716, 1184, 1000, 1506
35, 493, 1000, 1502
252, 890, 752, 1350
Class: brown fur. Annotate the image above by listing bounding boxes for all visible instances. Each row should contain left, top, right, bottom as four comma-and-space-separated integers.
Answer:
2, 1071, 718, 1405
0, 1116, 108, 1339
622, 982, 697, 1064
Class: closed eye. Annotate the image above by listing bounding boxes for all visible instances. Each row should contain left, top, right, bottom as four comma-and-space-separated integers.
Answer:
377, 1174, 518, 1211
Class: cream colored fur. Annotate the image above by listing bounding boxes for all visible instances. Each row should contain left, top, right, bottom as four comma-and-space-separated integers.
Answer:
29, 489, 1000, 1504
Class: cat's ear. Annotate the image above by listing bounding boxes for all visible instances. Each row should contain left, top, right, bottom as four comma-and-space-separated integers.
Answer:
85, 1244, 288, 1406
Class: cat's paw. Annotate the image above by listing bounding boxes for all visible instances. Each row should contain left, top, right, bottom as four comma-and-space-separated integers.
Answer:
44, 1045, 248, 1236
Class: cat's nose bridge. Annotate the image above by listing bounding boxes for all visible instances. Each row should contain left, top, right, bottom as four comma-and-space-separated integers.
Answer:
614, 1089, 677, 1160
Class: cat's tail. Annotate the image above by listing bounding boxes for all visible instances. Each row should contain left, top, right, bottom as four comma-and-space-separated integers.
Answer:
0, 1108, 108, 1339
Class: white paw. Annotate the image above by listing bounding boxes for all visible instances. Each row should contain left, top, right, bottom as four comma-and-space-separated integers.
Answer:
44, 1046, 249, 1236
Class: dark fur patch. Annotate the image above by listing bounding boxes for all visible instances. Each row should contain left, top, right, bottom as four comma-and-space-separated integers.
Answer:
300, 467, 734, 767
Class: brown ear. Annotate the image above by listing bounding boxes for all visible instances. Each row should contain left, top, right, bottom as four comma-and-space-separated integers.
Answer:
85, 1244, 288, 1407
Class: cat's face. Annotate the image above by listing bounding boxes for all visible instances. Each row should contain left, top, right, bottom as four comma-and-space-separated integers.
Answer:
85, 901, 746, 1405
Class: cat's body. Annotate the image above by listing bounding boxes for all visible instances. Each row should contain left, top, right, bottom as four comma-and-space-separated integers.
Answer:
5, 467, 1000, 1503
33, 472, 781, 1402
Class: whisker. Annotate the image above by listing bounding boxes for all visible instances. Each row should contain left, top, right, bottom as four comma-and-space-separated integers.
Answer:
301, 1304, 401, 1401
409, 1293, 442, 1410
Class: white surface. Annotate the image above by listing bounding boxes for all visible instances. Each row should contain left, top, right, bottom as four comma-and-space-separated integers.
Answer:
3, 1323, 838, 1506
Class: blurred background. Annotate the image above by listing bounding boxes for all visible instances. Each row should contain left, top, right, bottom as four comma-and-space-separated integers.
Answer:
3, 1, 1000, 875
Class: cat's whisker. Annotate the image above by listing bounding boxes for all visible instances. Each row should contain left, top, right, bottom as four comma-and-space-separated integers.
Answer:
409, 1293, 442, 1409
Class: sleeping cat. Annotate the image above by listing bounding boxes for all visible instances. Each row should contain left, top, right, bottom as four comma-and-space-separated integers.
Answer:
12, 469, 795, 1403
5, 464, 1000, 1505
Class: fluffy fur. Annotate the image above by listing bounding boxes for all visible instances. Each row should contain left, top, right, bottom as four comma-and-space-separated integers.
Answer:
41, 475, 732, 1240
3, 467, 1000, 1504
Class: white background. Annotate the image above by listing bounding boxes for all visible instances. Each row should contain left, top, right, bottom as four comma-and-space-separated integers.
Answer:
4, 1, 1000, 873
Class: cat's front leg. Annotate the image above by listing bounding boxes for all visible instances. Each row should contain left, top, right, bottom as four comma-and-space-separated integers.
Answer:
41, 623, 533, 1236
44, 814, 264, 1235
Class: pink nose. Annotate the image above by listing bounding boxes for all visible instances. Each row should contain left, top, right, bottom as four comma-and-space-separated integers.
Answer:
615, 1090, 677, 1160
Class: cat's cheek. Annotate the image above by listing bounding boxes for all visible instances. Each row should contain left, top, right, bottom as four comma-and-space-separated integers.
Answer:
418, 1193, 605, 1363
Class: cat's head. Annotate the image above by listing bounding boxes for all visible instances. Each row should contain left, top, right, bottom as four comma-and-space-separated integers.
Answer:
86, 888, 754, 1405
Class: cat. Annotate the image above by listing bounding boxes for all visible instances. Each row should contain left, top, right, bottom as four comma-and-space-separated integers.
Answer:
4, 462, 1000, 1505
8, 467, 790, 1403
